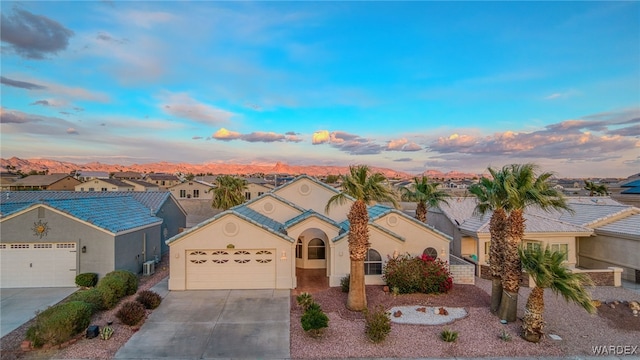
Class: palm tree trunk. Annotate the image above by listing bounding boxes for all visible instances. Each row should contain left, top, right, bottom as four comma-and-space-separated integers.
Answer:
499, 209, 525, 322
347, 259, 366, 310
489, 208, 507, 313
415, 201, 427, 223
522, 286, 545, 343
347, 199, 369, 312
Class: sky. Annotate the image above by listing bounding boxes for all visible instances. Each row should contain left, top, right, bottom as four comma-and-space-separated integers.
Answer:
1, 1, 639, 178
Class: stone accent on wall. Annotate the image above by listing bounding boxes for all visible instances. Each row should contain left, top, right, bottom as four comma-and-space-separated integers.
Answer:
449, 255, 475, 285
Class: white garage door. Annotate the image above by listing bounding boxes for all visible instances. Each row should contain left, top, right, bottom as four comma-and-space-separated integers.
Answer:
0, 243, 77, 288
186, 249, 276, 290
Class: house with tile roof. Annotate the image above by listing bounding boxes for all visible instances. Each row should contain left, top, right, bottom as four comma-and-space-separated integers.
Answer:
8, 174, 81, 191
166, 175, 457, 291
75, 178, 135, 192
144, 173, 181, 190
427, 197, 640, 285
122, 179, 160, 192
0, 191, 186, 288
169, 180, 214, 200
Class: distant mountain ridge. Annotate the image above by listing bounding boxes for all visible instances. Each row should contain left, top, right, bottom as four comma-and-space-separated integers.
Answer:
1, 157, 482, 180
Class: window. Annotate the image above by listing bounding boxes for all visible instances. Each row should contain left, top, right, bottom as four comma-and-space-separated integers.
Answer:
88, 187, 95, 192
258, 192, 264, 197
485, 242, 490, 255
193, 189, 200, 198
551, 243, 569, 261
307, 238, 325, 260
422, 247, 438, 260
525, 242, 541, 252
101, 187, 107, 191
180, 189, 186, 198
161, 180, 166, 186
296, 239, 303, 259
365, 249, 383, 275
245, 192, 251, 200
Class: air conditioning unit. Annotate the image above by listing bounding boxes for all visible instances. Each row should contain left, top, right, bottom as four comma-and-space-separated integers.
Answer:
143, 260, 155, 276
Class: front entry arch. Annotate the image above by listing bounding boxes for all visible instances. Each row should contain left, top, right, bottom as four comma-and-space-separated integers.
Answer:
295, 228, 329, 270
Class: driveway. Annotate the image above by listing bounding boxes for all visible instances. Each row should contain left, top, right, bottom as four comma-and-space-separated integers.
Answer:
115, 279, 290, 360
0, 287, 77, 338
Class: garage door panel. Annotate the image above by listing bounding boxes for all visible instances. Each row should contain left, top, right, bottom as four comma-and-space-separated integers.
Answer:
186, 249, 276, 290
0, 243, 76, 288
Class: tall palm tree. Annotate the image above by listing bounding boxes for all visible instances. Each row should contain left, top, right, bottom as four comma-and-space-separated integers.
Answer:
402, 176, 450, 223
519, 245, 595, 343
325, 165, 399, 311
497, 163, 573, 322
211, 175, 248, 210
468, 167, 510, 313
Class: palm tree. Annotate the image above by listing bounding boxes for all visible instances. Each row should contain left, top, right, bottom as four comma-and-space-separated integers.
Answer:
325, 165, 399, 311
584, 180, 609, 197
468, 167, 510, 313
497, 163, 573, 322
402, 176, 450, 223
211, 175, 248, 210
519, 245, 595, 343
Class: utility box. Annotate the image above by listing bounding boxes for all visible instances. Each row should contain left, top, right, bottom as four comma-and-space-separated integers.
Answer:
143, 260, 155, 276
86, 325, 99, 339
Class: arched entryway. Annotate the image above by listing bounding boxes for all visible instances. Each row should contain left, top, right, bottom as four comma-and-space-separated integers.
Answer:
294, 228, 330, 294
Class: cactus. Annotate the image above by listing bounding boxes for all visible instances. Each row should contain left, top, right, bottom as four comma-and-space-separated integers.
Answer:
99, 326, 114, 340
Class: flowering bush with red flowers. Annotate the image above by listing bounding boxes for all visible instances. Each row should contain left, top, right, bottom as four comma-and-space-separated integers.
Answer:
383, 253, 453, 294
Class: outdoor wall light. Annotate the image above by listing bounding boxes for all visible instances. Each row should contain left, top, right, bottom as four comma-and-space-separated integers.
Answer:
280, 250, 287, 260
82, 246, 87, 253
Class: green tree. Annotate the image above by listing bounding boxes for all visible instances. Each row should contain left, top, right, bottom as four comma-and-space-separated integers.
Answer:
325, 165, 399, 311
497, 163, 572, 322
402, 176, 450, 223
584, 180, 608, 196
519, 245, 595, 342
211, 175, 247, 210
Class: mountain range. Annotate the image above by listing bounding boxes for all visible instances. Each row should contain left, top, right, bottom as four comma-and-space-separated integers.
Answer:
1, 157, 482, 180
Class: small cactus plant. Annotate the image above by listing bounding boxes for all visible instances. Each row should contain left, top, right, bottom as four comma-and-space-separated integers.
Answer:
100, 326, 114, 340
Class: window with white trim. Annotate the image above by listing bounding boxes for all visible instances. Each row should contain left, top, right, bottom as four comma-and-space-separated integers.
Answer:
180, 189, 186, 198
307, 238, 325, 260
296, 239, 302, 259
525, 241, 541, 252
193, 189, 200, 198
551, 243, 569, 261
365, 249, 383, 275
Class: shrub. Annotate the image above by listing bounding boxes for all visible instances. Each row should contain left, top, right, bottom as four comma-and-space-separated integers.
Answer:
100, 325, 114, 340
106, 270, 138, 295
296, 292, 314, 311
97, 285, 120, 310
26, 301, 93, 347
364, 305, 391, 343
116, 301, 146, 326
136, 290, 162, 309
340, 274, 350, 293
75, 273, 98, 288
97, 275, 128, 300
440, 328, 459, 342
383, 253, 453, 295
499, 328, 512, 342
300, 306, 329, 338
68, 288, 105, 313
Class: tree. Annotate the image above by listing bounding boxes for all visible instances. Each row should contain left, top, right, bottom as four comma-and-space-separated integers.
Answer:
497, 163, 573, 322
402, 176, 450, 223
211, 175, 247, 210
325, 165, 399, 311
584, 180, 608, 196
468, 167, 510, 314
519, 245, 595, 343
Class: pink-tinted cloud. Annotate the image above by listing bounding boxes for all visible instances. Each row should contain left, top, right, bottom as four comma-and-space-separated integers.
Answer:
213, 128, 242, 141
212, 128, 303, 143
161, 93, 233, 125
386, 138, 422, 152
312, 129, 383, 155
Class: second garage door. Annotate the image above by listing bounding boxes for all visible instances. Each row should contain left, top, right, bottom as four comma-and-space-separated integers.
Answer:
0, 243, 77, 288
186, 249, 276, 290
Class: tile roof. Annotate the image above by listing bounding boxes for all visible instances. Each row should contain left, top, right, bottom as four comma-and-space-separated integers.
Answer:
621, 187, 640, 194
284, 210, 340, 229
595, 213, 640, 237
232, 204, 286, 233
11, 174, 72, 186
621, 179, 640, 188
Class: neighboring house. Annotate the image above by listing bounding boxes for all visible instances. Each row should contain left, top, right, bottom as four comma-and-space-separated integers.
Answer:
122, 179, 160, 192
428, 197, 639, 284
0, 191, 187, 288
169, 180, 214, 200
75, 171, 110, 182
166, 175, 453, 291
145, 173, 181, 190
8, 174, 81, 191
243, 177, 273, 201
75, 178, 135, 192
112, 171, 144, 180
0, 173, 20, 191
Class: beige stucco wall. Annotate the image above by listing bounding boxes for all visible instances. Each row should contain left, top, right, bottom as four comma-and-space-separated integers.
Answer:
274, 177, 352, 222
167, 213, 295, 290
287, 217, 340, 271
169, 181, 213, 200
578, 233, 639, 282
477, 233, 581, 267
75, 179, 132, 192
247, 196, 302, 224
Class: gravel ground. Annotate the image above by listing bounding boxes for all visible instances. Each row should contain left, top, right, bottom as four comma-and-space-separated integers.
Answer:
388, 306, 468, 325
290, 278, 640, 359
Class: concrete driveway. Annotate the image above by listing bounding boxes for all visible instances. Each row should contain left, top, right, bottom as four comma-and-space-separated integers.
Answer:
0, 287, 77, 338
115, 280, 290, 360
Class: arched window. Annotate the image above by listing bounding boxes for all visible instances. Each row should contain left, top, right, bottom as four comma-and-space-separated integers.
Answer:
307, 238, 325, 260
296, 239, 303, 259
365, 249, 383, 275
423, 247, 438, 260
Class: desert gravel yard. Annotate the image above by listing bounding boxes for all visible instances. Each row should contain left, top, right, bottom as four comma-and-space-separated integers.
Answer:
290, 278, 640, 359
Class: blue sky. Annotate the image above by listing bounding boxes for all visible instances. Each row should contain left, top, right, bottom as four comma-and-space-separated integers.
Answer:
1, 1, 638, 178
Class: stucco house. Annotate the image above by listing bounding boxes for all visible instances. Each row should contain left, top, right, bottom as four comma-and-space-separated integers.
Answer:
145, 173, 181, 190
75, 178, 135, 192
169, 180, 214, 200
243, 177, 273, 201
427, 197, 639, 285
0, 191, 187, 288
166, 175, 456, 291
8, 174, 81, 191
122, 179, 160, 192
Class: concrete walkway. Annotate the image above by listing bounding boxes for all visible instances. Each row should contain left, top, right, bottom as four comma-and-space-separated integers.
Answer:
0, 287, 77, 338
115, 279, 290, 359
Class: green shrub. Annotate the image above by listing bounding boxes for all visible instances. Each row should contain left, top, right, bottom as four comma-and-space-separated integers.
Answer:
295, 292, 314, 311
97, 284, 120, 310
97, 275, 127, 301
106, 270, 138, 295
499, 328, 512, 342
26, 301, 93, 347
136, 290, 162, 309
440, 328, 459, 342
364, 305, 391, 343
300, 306, 329, 338
382, 253, 453, 295
75, 273, 98, 288
68, 288, 105, 313
340, 274, 350, 293
116, 301, 146, 326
